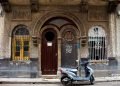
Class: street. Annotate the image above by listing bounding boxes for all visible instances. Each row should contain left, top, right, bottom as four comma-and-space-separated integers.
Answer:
0, 81, 120, 86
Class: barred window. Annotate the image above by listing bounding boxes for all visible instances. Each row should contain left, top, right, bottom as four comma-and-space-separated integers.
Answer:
88, 26, 107, 61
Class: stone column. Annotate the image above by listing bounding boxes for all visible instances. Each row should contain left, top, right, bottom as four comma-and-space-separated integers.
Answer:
57, 37, 61, 77
109, 13, 116, 58
0, 12, 5, 59
116, 15, 120, 58
116, 14, 120, 66
8, 37, 11, 58
38, 38, 42, 77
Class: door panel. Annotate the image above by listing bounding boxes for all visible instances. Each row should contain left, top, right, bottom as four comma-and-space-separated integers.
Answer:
41, 29, 58, 75
61, 27, 77, 68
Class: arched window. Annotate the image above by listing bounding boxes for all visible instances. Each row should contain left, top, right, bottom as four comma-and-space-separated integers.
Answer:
12, 25, 30, 61
88, 26, 107, 61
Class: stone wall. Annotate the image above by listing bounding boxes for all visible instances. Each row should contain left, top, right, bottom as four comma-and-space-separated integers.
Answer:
1, 5, 111, 60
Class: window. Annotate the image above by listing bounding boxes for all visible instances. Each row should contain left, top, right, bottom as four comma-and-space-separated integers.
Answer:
12, 25, 30, 61
45, 31, 55, 41
88, 26, 107, 61
15, 28, 29, 35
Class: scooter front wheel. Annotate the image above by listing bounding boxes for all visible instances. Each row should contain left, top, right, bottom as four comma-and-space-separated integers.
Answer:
61, 76, 72, 86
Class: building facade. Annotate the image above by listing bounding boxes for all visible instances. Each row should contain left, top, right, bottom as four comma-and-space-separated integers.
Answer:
0, 0, 120, 78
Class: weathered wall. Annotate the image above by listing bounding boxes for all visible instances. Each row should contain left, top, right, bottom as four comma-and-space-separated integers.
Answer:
2, 5, 110, 60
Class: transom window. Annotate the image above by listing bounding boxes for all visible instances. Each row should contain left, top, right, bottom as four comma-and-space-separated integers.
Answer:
15, 28, 29, 35
88, 26, 107, 62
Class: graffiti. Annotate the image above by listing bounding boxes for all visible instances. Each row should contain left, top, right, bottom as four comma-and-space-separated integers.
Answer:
65, 44, 72, 53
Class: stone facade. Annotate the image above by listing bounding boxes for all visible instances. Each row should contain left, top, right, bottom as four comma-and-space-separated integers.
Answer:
0, 1, 120, 78
5, 5, 109, 59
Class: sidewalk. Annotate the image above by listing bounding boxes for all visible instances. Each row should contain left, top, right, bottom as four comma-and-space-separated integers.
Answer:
0, 76, 120, 83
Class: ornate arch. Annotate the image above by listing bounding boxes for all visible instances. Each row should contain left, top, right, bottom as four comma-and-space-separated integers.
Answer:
60, 24, 79, 37
32, 11, 85, 37
40, 25, 60, 38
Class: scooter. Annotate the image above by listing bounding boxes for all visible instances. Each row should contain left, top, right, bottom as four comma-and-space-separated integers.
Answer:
60, 60, 95, 86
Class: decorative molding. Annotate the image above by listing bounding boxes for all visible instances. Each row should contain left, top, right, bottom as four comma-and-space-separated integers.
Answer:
79, 0, 88, 12
108, 1, 120, 13
38, 5, 80, 12
1, 1, 11, 12
30, 0, 39, 12
32, 11, 85, 37
12, 6, 31, 21
32, 36, 39, 47
80, 36, 87, 47
88, 6, 108, 21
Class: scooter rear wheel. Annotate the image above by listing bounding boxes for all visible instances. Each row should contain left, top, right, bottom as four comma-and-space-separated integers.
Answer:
61, 76, 72, 86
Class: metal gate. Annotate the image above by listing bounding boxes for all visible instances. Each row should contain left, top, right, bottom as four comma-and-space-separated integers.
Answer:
88, 26, 107, 61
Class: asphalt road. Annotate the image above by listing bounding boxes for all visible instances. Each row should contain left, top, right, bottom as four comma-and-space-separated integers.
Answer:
0, 81, 120, 86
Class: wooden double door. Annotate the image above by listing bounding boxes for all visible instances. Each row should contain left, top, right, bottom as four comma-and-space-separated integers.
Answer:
41, 28, 58, 75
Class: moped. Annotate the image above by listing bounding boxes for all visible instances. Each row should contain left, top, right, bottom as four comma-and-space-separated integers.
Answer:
60, 60, 95, 86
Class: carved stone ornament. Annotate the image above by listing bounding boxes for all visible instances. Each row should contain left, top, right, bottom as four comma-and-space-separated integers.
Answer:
12, 6, 31, 21
30, 0, 39, 12
64, 30, 74, 41
65, 44, 72, 53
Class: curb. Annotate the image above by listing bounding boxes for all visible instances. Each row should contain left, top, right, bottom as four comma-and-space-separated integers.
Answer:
95, 77, 120, 82
0, 77, 120, 83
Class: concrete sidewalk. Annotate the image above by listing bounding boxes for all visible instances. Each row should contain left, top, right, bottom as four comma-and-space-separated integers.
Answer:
0, 76, 120, 83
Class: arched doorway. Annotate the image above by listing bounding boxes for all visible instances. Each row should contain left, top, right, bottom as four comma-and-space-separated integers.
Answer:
12, 25, 30, 61
41, 17, 79, 75
41, 28, 58, 75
